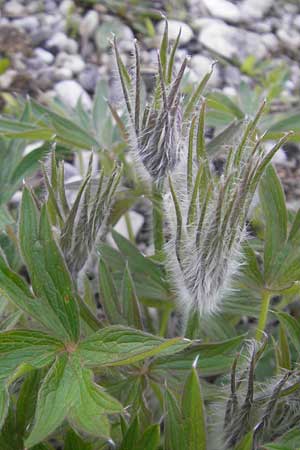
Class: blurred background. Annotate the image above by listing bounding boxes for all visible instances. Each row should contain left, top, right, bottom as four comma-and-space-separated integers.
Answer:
0, 0, 299, 208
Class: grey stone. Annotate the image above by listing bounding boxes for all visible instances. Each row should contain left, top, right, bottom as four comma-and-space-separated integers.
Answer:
3, 1, 25, 17
189, 54, 220, 87
156, 20, 193, 45
202, 0, 241, 23
54, 80, 92, 109
31, 27, 53, 46
94, 18, 134, 51
198, 21, 267, 61
80, 10, 99, 38
0, 70, 17, 89
55, 52, 85, 74
277, 28, 300, 49
46, 32, 78, 54
78, 65, 100, 93
294, 15, 300, 31
45, 0, 57, 13
53, 67, 73, 81
13, 17, 39, 31
241, 0, 274, 20
261, 33, 279, 52
59, 0, 74, 15
36, 68, 55, 90
35, 48, 55, 65
26, 1, 43, 14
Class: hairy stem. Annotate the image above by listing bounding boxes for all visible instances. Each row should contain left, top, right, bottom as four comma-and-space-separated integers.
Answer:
152, 183, 164, 255
255, 290, 271, 341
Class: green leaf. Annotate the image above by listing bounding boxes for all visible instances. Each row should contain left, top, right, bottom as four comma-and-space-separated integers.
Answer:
234, 431, 253, 450
277, 324, 291, 370
181, 367, 206, 450
0, 58, 10, 75
276, 312, 300, 355
119, 416, 139, 450
152, 334, 244, 371
68, 366, 123, 438
29, 99, 100, 150
0, 403, 23, 450
164, 389, 185, 450
19, 188, 80, 342
112, 230, 164, 285
121, 264, 143, 329
99, 258, 124, 325
64, 429, 93, 450
0, 386, 9, 430
16, 370, 42, 439
206, 91, 244, 119
78, 325, 190, 367
0, 252, 72, 338
206, 120, 244, 156
25, 354, 78, 448
0, 330, 62, 382
138, 424, 160, 450
264, 426, 300, 449
10, 144, 51, 186
259, 165, 287, 283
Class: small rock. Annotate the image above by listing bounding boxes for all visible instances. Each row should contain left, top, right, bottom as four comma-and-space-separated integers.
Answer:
189, 54, 220, 87
0, 25, 31, 54
261, 33, 279, 52
241, 0, 274, 20
35, 68, 55, 90
35, 48, 54, 65
54, 80, 92, 109
198, 21, 267, 61
3, 0, 25, 17
223, 65, 241, 85
156, 20, 193, 45
192, 17, 221, 31
56, 52, 85, 74
80, 10, 99, 38
46, 32, 78, 54
53, 67, 72, 81
252, 21, 272, 33
294, 15, 300, 31
13, 17, 39, 31
202, 0, 241, 23
45, 0, 57, 13
31, 27, 53, 46
277, 28, 300, 49
26, 1, 43, 14
94, 18, 134, 51
59, 0, 74, 15
0, 70, 17, 89
78, 65, 100, 93
27, 57, 44, 71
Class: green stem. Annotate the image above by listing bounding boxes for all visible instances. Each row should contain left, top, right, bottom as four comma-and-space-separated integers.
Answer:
124, 211, 134, 243
185, 309, 200, 339
159, 308, 171, 337
152, 183, 164, 255
255, 290, 271, 341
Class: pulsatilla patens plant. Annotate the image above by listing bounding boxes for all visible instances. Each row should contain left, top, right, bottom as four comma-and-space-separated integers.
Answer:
166, 102, 291, 318
1, 19, 300, 450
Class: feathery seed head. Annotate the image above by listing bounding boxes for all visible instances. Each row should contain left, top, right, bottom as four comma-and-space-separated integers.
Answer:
112, 23, 187, 182
165, 101, 292, 318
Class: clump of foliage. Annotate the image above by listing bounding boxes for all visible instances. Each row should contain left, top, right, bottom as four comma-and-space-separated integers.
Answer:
0, 21, 300, 450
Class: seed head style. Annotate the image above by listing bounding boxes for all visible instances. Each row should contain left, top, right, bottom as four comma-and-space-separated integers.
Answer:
44, 151, 122, 277
112, 21, 187, 182
166, 101, 292, 317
